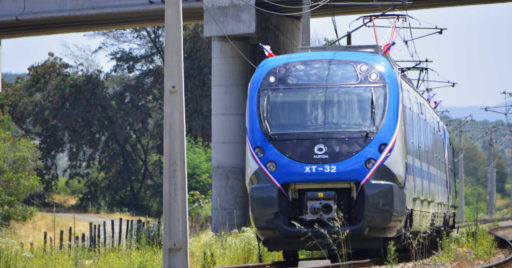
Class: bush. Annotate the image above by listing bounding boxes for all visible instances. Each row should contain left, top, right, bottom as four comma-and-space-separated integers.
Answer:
186, 136, 211, 195
0, 111, 41, 226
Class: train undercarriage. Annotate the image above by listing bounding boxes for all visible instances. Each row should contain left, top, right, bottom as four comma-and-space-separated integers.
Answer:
248, 168, 456, 264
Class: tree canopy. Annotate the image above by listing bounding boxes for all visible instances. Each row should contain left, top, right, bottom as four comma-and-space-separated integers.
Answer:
0, 25, 212, 217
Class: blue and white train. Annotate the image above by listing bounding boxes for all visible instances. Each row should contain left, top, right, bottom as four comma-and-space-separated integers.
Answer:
245, 46, 456, 260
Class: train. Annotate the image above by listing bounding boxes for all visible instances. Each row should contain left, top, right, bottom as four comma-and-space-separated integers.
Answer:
245, 46, 457, 262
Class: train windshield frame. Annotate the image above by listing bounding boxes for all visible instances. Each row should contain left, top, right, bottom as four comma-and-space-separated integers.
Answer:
257, 59, 388, 139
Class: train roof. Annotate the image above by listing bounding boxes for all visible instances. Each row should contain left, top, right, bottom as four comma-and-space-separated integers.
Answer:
298, 45, 396, 65
298, 46, 446, 127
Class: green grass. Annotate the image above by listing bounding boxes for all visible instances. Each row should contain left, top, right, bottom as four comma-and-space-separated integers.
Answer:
0, 227, 280, 268
189, 227, 281, 267
0, 238, 162, 268
435, 224, 497, 263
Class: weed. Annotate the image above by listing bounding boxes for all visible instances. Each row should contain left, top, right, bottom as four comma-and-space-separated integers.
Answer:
384, 240, 398, 266
189, 227, 280, 267
436, 225, 496, 263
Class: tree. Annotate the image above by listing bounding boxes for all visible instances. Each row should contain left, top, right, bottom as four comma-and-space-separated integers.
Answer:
1, 25, 212, 217
2, 55, 111, 202
96, 25, 211, 141
496, 153, 509, 196
0, 111, 41, 225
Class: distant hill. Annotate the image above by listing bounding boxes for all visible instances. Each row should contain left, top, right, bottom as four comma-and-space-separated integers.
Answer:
444, 106, 508, 122
2, 73, 27, 83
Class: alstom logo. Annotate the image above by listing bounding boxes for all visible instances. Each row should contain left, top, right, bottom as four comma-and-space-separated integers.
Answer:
314, 144, 328, 158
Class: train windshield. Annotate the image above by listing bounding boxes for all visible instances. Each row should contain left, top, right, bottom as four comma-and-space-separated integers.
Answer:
258, 60, 387, 136
259, 86, 386, 134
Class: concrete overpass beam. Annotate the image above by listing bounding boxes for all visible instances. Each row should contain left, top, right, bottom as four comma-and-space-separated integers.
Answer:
205, 0, 301, 233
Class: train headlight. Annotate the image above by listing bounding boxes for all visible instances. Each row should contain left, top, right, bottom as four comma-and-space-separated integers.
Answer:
358, 63, 369, 73
321, 203, 333, 215
254, 147, 264, 158
365, 158, 376, 169
378, 143, 388, 154
369, 72, 379, 82
266, 161, 277, 172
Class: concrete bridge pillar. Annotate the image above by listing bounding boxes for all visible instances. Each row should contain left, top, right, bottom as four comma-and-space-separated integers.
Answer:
204, 0, 302, 232
210, 36, 252, 232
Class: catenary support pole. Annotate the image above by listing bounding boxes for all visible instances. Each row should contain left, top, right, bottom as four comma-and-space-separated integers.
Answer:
487, 128, 495, 218
163, 0, 189, 267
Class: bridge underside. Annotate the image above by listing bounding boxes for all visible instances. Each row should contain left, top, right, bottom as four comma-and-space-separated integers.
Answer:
0, 0, 510, 38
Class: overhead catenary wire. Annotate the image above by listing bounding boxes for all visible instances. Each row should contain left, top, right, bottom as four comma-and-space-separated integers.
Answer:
239, 0, 330, 16
261, 0, 327, 9
331, 16, 341, 46
326, 7, 396, 46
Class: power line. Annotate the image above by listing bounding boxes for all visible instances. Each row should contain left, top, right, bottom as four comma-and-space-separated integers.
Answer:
239, 0, 329, 16
204, 8, 257, 69
261, 0, 326, 9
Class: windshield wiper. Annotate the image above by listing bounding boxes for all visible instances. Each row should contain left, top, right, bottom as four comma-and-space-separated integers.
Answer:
370, 88, 376, 126
263, 95, 272, 138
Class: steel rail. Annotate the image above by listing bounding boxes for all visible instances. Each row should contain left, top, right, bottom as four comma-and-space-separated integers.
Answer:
220, 258, 378, 268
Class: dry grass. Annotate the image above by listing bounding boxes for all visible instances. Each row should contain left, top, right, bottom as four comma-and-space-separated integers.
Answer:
49, 194, 78, 208
3, 212, 158, 250
96, 212, 155, 222
4, 213, 90, 249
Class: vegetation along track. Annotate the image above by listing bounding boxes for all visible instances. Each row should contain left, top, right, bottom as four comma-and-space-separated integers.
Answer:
482, 225, 512, 268
224, 218, 512, 268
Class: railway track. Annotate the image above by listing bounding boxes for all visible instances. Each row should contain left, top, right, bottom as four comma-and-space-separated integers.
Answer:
221, 258, 379, 268
482, 225, 512, 268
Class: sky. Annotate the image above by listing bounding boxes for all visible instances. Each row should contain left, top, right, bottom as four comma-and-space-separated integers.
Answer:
2, 2, 512, 108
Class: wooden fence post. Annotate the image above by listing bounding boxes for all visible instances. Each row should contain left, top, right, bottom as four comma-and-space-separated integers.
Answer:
98, 224, 101, 252
125, 219, 130, 242
50, 236, 53, 251
118, 218, 123, 246
93, 224, 97, 250
59, 230, 63, 250
68, 227, 72, 249
89, 222, 93, 249
111, 219, 115, 247
103, 221, 106, 247
81, 233, 86, 248
157, 219, 161, 244
43, 231, 47, 252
